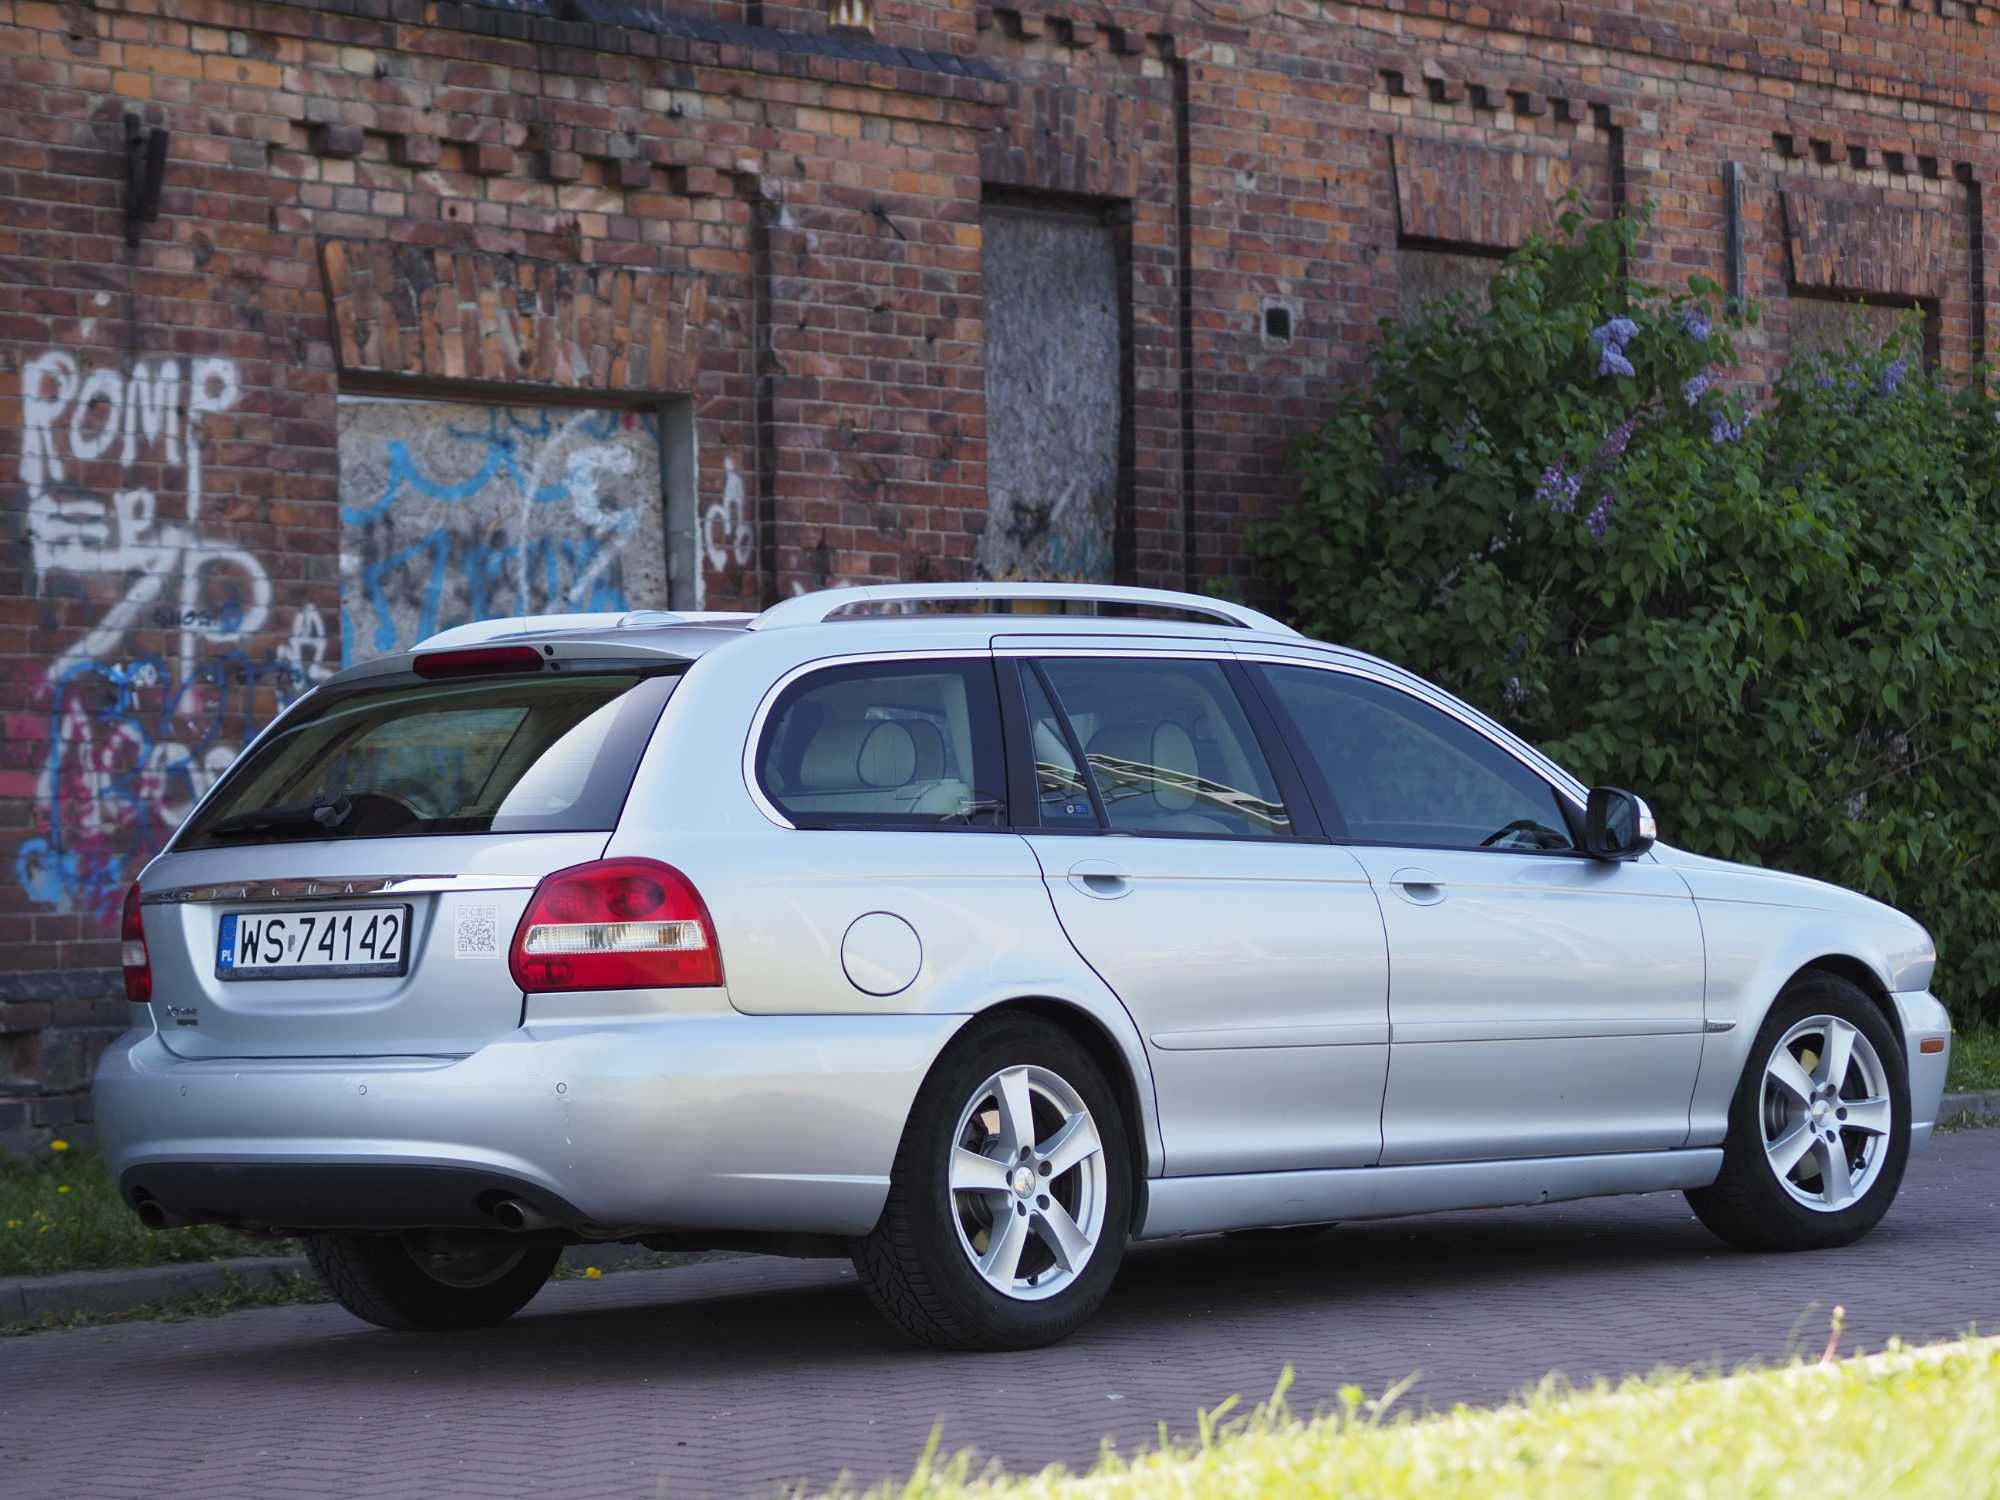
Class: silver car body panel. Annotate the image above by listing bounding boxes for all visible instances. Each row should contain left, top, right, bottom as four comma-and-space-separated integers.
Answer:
1136, 1147, 1725, 1239
94, 600, 1952, 1241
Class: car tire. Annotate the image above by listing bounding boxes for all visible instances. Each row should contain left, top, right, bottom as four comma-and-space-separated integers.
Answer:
1685, 972, 1910, 1253
305, 1231, 562, 1332
851, 1014, 1133, 1351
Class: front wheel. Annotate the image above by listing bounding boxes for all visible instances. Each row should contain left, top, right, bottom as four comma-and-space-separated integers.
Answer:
1686, 973, 1910, 1252
852, 1015, 1133, 1350
306, 1231, 561, 1331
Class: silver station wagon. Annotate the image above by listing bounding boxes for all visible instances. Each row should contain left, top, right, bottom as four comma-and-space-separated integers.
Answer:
96, 583, 1954, 1350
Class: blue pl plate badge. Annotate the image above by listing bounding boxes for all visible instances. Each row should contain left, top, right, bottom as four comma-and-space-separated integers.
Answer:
217, 912, 237, 970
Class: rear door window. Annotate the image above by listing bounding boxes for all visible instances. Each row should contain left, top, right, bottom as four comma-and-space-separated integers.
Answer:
1034, 657, 1295, 839
756, 659, 1006, 829
175, 671, 677, 849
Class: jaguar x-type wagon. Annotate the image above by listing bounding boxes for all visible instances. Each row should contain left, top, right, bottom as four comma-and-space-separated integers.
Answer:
96, 583, 1953, 1349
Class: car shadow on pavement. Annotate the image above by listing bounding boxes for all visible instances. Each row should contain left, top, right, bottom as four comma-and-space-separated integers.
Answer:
146, 1194, 1759, 1387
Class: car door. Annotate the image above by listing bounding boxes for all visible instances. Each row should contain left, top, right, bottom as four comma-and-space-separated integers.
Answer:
1001, 647, 1390, 1176
1251, 659, 1706, 1165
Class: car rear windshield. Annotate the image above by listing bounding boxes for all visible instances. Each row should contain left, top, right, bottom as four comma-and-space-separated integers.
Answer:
175, 670, 678, 849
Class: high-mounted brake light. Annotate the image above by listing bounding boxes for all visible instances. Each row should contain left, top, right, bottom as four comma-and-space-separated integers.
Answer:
508, 858, 722, 992
412, 645, 546, 679
121, 881, 152, 1003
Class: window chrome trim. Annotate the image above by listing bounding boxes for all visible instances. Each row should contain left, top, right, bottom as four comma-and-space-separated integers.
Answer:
142, 873, 538, 906
1234, 649, 1592, 816
741, 649, 1000, 832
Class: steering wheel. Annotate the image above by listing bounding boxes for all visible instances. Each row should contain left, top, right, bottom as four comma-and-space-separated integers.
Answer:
1479, 818, 1552, 850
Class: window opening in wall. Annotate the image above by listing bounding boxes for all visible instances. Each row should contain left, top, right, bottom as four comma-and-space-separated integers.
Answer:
979, 195, 1128, 584
1786, 292, 1938, 371
1396, 243, 1509, 322
335, 393, 674, 662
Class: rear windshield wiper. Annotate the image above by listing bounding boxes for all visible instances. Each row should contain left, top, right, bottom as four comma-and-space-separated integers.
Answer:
203, 795, 354, 840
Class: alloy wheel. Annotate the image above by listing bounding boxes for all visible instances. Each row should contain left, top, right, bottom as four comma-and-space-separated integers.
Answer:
1760, 1014, 1894, 1213
947, 1064, 1109, 1301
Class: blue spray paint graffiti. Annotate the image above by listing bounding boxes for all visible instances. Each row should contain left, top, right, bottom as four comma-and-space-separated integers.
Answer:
337, 402, 667, 660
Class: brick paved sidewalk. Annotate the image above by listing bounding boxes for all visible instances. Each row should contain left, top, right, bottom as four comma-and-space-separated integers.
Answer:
4, 1130, 1995, 1499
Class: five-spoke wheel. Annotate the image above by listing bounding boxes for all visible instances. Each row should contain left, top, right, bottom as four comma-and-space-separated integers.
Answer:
1759, 1015, 1894, 1213
852, 1015, 1132, 1350
1688, 971, 1910, 1252
947, 1064, 1109, 1301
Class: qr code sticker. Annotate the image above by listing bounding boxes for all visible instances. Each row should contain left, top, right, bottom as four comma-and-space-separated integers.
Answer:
454, 903, 499, 959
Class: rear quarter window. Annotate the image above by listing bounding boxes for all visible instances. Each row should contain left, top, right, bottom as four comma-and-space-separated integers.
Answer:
175, 670, 677, 849
756, 659, 1007, 829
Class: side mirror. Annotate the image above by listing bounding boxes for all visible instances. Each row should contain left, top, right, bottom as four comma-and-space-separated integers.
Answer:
1584, 786, 1656, 861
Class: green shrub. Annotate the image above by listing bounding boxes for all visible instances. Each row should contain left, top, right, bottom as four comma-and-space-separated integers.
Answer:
1253, 207, 2000, 1021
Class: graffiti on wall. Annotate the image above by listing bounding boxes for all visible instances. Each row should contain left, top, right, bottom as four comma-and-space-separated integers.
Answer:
336, 399, 668, 661
15, 351, 332, 918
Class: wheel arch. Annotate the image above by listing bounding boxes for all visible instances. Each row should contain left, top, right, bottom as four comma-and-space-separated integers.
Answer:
1788, 955, 1905, 1058
974, 994, 1157, 1226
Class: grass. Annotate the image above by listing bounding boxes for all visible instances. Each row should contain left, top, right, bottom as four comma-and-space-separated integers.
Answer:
1949, 1025, 2000, 1094
0, 1145, 297, 1277
840, 1335, 2000, 1500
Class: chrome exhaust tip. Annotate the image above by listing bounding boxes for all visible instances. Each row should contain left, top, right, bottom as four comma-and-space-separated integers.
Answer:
489, 1198, 556, 1233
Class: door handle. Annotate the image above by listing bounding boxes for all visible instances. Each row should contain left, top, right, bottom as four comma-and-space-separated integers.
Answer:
1067, 860, 1132, 900
1389, 866, 1446, 906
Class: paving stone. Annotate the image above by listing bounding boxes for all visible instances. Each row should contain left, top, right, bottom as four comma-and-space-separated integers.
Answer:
2, 1132, 1995, 1497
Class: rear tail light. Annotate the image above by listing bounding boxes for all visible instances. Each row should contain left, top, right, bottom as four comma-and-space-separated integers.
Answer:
508, 858, 722, 992
121, 882, 152, 1003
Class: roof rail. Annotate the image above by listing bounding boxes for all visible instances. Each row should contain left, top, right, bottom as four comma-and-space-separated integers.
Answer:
413, 609, 753, 651
752, 583, 1299, 635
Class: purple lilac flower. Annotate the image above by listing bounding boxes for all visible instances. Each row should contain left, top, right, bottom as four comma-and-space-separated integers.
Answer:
1682, 372, 1712, 406
1709, 411, 1744, 445
1591, 317, 1640, 379
1536, 461, 1582, 515
1679, 306, 1713, 342
1596, 417, 1637, 464
1586, 489, 1616, 541
1503, 676, 1528, 709
1878, 356, 1910, 395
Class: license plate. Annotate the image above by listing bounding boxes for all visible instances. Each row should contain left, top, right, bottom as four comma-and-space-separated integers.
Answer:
215, 906, 412, 981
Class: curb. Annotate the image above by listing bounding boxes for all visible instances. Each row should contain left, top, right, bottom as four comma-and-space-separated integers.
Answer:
0, 1240, 699, 1328
1939, 1088, 2000, 1124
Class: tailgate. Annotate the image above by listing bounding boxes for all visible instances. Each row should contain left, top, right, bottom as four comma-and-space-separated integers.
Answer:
139, 833, 609, 1059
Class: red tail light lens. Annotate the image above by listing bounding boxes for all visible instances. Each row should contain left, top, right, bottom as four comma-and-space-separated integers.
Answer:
121, 882, 152, 1003
508, 858, 722, 992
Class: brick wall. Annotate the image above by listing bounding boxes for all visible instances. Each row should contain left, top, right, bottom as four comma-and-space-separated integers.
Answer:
4, 0, 1999, 1147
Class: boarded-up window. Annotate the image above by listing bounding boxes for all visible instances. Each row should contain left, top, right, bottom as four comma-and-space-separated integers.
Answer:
979, 202, 1120, 582
337, 397, 667, 661
1787, 296, 1931, 365
1398, 248, 1504, 322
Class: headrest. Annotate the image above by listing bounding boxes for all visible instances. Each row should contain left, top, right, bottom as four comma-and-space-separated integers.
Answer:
797, 719, 919, 790
1086, 720, 1198, 812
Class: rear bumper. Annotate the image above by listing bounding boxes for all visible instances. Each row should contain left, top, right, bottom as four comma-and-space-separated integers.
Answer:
93, 1011, 965, 1236
1895, 989, 1951, 1151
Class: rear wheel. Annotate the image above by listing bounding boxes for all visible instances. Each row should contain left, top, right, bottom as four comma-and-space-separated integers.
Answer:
306, 1231, 560, 1331
852, 1015, 1132, 1350
1686, 973, 1909, 1252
